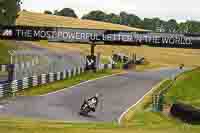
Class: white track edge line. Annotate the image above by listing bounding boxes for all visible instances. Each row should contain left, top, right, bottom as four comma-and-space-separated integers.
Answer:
118, 79, 167, 125
40, 72, 125, 97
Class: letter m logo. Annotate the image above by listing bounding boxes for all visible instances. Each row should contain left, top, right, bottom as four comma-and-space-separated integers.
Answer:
2, 29, 13, 37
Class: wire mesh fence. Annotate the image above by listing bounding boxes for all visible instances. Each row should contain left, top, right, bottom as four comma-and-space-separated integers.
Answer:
8, 49, 86, 80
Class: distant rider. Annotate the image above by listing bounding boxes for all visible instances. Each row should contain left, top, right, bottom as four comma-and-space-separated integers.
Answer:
86, 93, 100, 112
179, 64, 184, 70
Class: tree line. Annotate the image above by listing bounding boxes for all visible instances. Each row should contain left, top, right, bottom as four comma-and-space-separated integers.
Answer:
0, 0, 21, 25
44, 8, 200, 34
0, 1, 199, 34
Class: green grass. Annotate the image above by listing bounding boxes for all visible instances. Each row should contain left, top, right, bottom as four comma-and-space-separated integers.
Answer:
0, 40, 31, 64
100, 56, 110, 64
165, 68, 200, 107
121, 79, 172, 124
0, 71, 8, 76
120, 68, 200, 132
112, 61, 124, 69
1, 114, 200, 133
16, 69, 123, 96
0, 40, 17, 64
126, 111, 182, 128
16, 11, 147, 32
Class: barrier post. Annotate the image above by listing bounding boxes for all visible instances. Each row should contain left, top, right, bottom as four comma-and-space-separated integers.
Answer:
68, 70, 71, 78
152, 94, 164, 112
158, 93, 164, 111
152, 95, 157, 112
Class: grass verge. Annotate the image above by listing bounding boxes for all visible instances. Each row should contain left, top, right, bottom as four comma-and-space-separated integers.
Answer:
0, 40, 17, 64
165, 67, 200, 107
121, 79, 172, 125
120, 68, 200, 132
0, 40, 32, 64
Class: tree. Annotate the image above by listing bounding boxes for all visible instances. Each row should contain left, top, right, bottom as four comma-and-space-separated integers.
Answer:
142, 18, 154, 30
119, 11, 129, 25
55, 8, 77, 18
178, 22, 188, 33
165, 19, 178, 33
127, 14, 142, 28
105, 13, 120, 24
119, 12, 142, 28
82, 10, 106, 21
0, 0, 22, 25
82, 11, 121, 24
44, 10, 52, 15
185, 21, 200, 33
80, 9, 200, 33
152, 18, 162, 32
54, 10, 59, 15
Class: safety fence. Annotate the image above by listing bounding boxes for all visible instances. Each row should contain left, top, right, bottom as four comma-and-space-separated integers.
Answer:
0, 61, 38, 72
0, 63, 113, 98
151, 69, 187, 112
152, 81, 174, 112
0, 66, 84, 98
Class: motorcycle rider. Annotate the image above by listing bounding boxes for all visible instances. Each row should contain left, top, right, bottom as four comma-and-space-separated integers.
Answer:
84, 93, 100, 112
179, 64, 184, 70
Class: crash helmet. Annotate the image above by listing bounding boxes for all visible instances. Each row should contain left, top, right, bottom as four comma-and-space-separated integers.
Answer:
95, 93, 103, 98
95, 93, 99, 98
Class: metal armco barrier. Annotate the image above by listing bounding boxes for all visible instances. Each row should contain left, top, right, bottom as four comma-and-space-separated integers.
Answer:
17, 80, 23, 91
22, 77, 29, 89
0, 63, 113, 98
49, 73, 54, 83
2, 83, 11, 97
11, 80, 18, 94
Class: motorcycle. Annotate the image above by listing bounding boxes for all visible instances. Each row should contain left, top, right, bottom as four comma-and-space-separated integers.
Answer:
80, 98, 98, 115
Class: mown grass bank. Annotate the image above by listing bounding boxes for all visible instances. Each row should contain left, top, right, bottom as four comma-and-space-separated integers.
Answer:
39, 42, 200, 69
165, 68, 200, 107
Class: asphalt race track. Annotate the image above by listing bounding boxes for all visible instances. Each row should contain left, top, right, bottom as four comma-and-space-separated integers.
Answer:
0, 68, 188, 122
